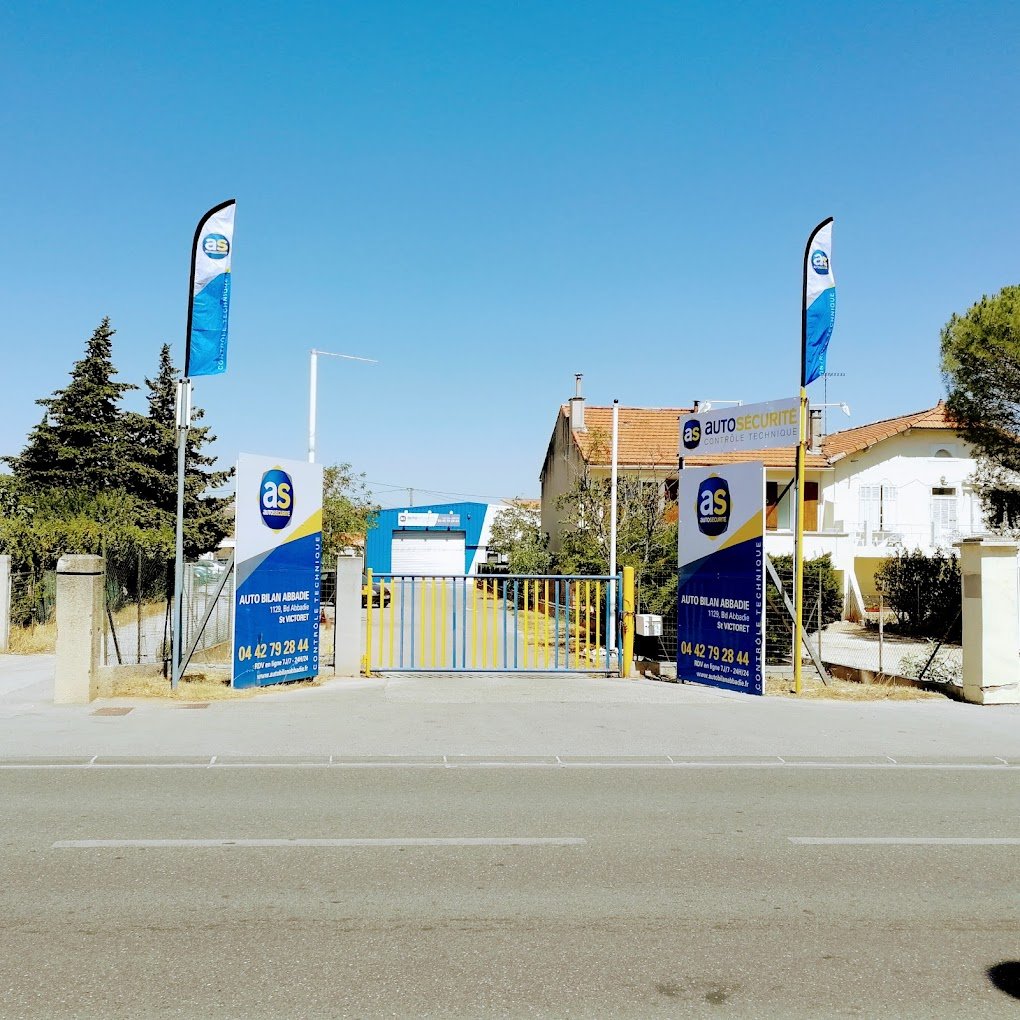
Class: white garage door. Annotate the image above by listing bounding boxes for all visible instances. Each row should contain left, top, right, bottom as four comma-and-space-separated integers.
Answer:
391, 531, 466, 575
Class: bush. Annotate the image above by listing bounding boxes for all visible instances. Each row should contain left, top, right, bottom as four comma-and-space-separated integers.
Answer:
875, 550, 961, 641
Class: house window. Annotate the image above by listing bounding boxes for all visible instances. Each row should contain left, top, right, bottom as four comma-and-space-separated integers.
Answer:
860, 483, 897, 531
933, 447, 954, 458
665, 478, 678, 502
765, 480, 798, 531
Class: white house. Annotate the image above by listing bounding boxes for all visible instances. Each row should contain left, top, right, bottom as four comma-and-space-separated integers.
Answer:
540, 391, 985, 616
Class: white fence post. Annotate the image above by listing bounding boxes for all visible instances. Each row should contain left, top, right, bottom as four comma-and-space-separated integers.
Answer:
955, 537, 1020, 705
0, 555, 11, 653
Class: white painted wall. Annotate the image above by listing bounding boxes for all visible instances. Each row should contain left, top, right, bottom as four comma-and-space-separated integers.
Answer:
825, 429, 983, 557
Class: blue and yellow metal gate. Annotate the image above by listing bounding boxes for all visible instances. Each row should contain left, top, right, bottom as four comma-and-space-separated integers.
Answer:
363, 573, 623, 674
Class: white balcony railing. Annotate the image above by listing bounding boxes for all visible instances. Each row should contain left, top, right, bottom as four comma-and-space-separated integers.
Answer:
847, 522, 987, 551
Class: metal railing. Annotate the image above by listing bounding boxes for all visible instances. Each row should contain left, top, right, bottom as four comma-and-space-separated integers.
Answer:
363, 573, 622, 673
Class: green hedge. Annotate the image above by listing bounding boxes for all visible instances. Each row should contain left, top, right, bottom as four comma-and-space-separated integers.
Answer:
875, 550, 961, 641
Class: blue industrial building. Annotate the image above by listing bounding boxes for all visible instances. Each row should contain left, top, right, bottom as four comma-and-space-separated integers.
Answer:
365, 502, 500, 576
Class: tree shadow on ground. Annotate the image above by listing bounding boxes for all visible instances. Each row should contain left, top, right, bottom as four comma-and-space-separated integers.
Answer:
988, 962, 1020, 1000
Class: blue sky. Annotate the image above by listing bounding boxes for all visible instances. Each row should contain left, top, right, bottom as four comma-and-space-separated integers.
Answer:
4, 1, 1018, 506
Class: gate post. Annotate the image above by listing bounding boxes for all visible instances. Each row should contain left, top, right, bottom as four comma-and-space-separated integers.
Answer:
335, 555, 364, 677
956, 537, 1020, 704
54, 554, 105, 704
621, 566, 635, 678
0, 555, 10, 653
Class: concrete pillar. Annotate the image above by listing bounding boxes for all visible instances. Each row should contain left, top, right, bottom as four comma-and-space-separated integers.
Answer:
335, 555, 364, 677
955, 537, 1020, 705
0, 555, 10, 653
54, 554, 105, 704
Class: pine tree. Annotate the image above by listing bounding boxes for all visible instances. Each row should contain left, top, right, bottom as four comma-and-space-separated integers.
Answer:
8, 318, 135, 492
941, 285, 1020, 530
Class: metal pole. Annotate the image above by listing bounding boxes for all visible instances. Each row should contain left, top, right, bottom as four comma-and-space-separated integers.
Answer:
816, 577, 822, 661
608, 399, 619, 653
171, 378, 191, 690
879, 592, 885, 675
308, 349, 318, 463
308, 349, 377, 465
136, 549, 142, 665
793, 386, 808, 694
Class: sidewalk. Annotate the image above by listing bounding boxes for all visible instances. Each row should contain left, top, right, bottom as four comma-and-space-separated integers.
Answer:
1, 655, 1019, 762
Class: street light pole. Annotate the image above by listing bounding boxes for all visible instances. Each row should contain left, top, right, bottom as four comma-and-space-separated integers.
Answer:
307, 349, 378, 463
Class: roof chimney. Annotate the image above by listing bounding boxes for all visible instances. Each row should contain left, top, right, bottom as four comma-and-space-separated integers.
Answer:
570, 373, 585, 431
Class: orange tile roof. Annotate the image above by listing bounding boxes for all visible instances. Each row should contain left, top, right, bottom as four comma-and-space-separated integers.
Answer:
567, 406, 827, 470
565, 401, 958, 472
822, 402, 959, 459
566, 405, 691, 467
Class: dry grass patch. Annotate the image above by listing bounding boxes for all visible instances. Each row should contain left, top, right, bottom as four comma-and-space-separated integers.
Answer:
9, 622, 57, 655
107, 669, 320, 701
765, 672, 946, 701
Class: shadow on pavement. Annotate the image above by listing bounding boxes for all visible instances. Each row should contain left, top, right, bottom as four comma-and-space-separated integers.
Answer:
988, 962, 1020, 1000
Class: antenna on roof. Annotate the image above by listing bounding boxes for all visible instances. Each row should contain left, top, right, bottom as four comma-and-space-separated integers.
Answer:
820, 371, 847, 434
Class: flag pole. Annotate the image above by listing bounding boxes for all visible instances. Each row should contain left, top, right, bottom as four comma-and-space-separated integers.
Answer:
795, 216, 834, 695
171, 379, 191, 690
172, 198, 235, 689
793, 383, 807, 696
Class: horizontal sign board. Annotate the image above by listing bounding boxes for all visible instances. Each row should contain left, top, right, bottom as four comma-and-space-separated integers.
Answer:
681, 397, 799, 455
397, 511, 461, 528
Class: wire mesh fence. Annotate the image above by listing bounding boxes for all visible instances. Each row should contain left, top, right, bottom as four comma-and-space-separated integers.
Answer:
767, 557, 962, 687
8, 569, 58, 653
632, 556, 963, 689
99, 558, 338, 676
102, 552, 173, 666
633, 568, 677, 670
178, 561, 235, 672
101, 555, 235, 670
319, 568, 336, 669
10, 569, 57, 628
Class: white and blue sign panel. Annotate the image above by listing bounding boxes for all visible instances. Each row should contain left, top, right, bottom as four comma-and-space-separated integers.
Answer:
187, 200, 235, 377
233, 454, 323, 689
680, 396, 799, 456
677, 463, 765, 696
804, 219, 835, 387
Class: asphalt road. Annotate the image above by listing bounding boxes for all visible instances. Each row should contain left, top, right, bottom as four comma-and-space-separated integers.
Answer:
2, 764, 1018, 1018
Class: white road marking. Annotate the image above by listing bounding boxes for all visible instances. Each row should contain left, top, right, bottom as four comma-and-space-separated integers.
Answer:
790, 836, 1020, 845
0, 761, 1013, 771
53, 837, 587, 849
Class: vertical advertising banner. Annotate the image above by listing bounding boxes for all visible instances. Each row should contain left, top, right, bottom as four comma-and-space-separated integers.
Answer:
233, 454, 324, 688
803, 217, 835, 387
677, 463, 765, 696
186, 199, 236, 378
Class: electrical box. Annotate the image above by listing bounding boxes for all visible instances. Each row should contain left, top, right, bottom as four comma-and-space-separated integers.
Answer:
635, 614, 663, 637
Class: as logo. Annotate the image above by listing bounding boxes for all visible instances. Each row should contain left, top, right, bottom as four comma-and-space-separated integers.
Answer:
696, 476, 730, 538
810, 249, 830, 275
202, 233, 230, 260
260, 469, 294, 530
682, 419, 702, 451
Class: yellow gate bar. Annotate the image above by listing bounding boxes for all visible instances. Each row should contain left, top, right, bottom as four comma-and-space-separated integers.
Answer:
364, 568, 373, 674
